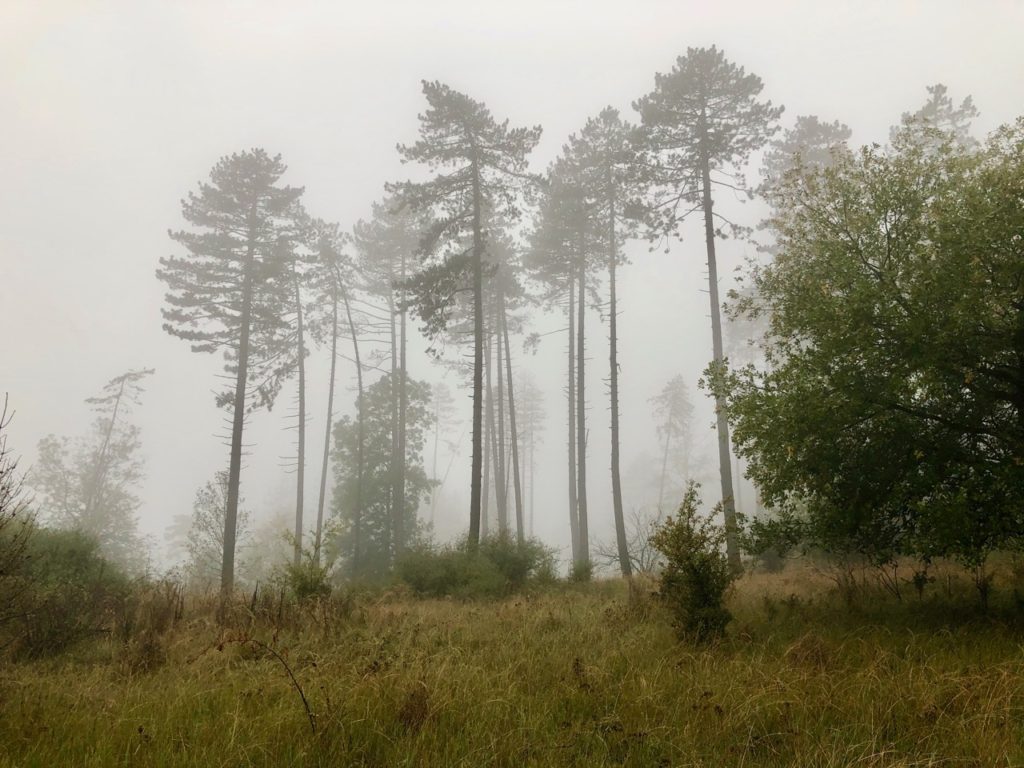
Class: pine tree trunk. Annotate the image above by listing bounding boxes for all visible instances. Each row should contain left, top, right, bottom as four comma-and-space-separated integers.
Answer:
222, 254, 254, 598
699, 118, 741, 573
501, 294, 525, 544
468, 154, 484, 550
607, 193, 631, 577
494, 299, 508, 535
313, 287, 338, 567
293, 270, 307, 567
430, 395, 441, 528
567, 278, 579, 565
388, 281, 400, 563
482, 333, 493, 539
576, 257, 590, 569
340, 283, 365, 576
397, 252, 408, 554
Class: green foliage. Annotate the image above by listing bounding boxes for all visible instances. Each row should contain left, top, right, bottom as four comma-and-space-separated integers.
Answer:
718, 113, 1024, 566
279, 554, 332, 602
8, 527, 130, 658
396, 534, 555, 598
330, 371, 433, 580
650, 483, 735, 641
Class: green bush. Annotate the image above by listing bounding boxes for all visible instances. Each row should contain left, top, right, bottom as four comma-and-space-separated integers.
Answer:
396, 535, 555, 598
10, 527, 130, 658
650, 483, 736, 642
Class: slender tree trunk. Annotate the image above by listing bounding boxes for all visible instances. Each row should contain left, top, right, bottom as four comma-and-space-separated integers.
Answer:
387, 278, 400, 563
482, 333, 493, 539
529, 418, 535, 539
313, 287, 339, 567
494, 299, 508, 535
501, 294, 525, 544
468, 154, 484, 550
576, 257, 590, 568
430, 395, 441, 528
397, 252, 408, 553
223, 252, 255, 598
657, 427, 672, 512
699, 118, 741, 572
83, 376, 127, 522
340, 282, 365, 576
293, 270, 307, 567
567, 279, 579, 565
607, 192, 631, 577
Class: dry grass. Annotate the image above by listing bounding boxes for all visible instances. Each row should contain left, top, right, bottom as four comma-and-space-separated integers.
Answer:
1, 562, 1023, 766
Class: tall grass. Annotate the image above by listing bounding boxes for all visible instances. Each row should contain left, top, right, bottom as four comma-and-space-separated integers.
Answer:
2, 560, 1023, 766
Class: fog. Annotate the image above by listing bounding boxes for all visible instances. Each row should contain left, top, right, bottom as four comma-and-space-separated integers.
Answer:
3, 0, 1022, 570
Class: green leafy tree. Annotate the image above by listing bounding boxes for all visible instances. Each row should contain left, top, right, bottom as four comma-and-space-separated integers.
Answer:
716, 116, 1024, 568
635, 46, 783, 570
157, 149, 306, 594
330, 372, 433, 579
388, 81, 541, 549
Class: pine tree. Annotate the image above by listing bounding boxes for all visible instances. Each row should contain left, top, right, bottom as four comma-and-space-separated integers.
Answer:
635, 46, 783, 571
388, 81, 541, 549
157, 149, 305, 595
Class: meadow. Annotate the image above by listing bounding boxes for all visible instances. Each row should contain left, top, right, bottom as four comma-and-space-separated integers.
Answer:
2, 560, 1023, 767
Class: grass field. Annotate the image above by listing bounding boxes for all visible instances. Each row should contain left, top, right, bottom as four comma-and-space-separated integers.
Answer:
2, 562, 1024, 767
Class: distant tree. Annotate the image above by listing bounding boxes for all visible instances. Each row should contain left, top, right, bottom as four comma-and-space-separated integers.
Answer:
157, 149, 305, 594
428, 381, 459, 526
388, 81, 541, 549
31, 369, 153, 572
183, 471, 252, 588
353, 199, 421, 558
715, 116, 1024, 569
564, 106, 648, 576
650, 375, 695, 513
527, 158, 602, 570
635, 46, 783, 571
762, 115, 853, 192
891, 83, 979, 150
514, 372, 545, 537
330, 372, 433, 579
306, 219, 364, 567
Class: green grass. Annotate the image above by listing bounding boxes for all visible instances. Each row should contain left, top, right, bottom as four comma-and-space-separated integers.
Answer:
2, 564, 1024, 767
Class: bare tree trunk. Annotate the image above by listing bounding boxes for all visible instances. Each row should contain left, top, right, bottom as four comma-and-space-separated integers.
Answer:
468, 154, 484, 550
567, 279, 579, 565
482, 333, 493, 539
501, 293, 525, 544
223, 252, 254, 598
576, 257, 590, 569
699, 116, 741, 573
494, 299, 508, 535
607, 193, 631, 577
397, 251, 408, 554
387, 276, 400, 564
293, 270, 307, 567
430, 393, 441, 528
313, 286, 338, 567
340, 277, 365, 576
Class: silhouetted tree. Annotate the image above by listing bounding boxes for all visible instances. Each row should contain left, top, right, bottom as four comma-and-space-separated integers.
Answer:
635, 46, 783, 570
157, 149, 305, 594
388, 81, 541, 549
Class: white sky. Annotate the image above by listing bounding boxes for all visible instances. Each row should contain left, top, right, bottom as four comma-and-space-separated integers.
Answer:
2, 0, 1023, 567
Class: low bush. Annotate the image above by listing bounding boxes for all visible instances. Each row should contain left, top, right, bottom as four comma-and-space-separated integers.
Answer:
650, 483, 736, 642
396, 534, 555, 598
8, 527, 130, 658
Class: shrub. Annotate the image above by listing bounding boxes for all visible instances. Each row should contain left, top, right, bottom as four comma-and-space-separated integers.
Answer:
650, 483, 736, 642
396, 535, 555, 598
11, 527, 130, 658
